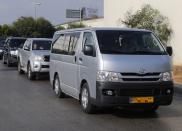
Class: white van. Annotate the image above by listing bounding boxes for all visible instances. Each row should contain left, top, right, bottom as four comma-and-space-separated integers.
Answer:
50, 28, 173, 113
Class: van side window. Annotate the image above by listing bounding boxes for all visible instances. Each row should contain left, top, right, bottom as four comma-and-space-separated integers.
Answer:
68, 32, 80, 55
83, 32, 94, 47
63, 34, 70, 54
52, 32, 80, 55
27, 41, 31, 51
52, 34, 65, 54
23, 40, 30, 51
83, 32, 96, 56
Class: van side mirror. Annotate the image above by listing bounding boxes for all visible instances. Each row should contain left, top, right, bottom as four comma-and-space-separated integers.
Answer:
84, 45, 95, 56
24, 46, 30, 51
166, 46, 173, 56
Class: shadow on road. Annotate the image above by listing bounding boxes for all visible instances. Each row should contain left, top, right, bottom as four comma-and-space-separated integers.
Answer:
91, 104, 182, 119
0, 68, 17, 71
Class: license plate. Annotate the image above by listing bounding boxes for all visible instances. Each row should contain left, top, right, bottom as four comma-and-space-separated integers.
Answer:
130, 97, 154, 104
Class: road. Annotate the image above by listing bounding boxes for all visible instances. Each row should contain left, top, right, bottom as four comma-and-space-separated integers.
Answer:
0, 61, 182, 131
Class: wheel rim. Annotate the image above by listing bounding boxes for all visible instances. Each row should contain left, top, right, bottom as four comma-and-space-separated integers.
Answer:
81, 88, 89, 109
54, 78, 59, 95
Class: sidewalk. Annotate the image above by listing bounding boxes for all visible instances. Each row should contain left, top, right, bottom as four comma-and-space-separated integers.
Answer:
175, 83, 182, 94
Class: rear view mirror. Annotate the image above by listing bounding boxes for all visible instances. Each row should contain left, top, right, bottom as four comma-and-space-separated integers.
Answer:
24, 46, 30, 51
166, 46, 173, 56
84, 45, 95, 56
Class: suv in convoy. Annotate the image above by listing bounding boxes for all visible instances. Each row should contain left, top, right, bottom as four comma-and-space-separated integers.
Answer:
49, 28, 174, 113
3, 37, 26, 66
18, 38, 52, 80
0, 38, 5, 60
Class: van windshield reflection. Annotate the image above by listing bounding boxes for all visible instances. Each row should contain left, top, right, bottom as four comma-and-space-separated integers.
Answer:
96, 30, 166, 55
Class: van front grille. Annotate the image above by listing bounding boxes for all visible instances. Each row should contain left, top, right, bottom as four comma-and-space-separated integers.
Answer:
122, 78, 160, 81
120, 72, 161, 82
121, 73, 160, 77
41, 65, 49, 68
44, 55, 50, 62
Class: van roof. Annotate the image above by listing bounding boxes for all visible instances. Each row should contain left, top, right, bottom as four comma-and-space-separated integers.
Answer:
27, 38, 52, 41
55, 27, 152, 34
6, 37, 26, 39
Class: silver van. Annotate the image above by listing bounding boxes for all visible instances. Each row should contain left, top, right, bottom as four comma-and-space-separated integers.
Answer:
50, 28, 173, 113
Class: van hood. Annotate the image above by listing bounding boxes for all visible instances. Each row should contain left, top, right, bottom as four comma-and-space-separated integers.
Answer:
32, 50, 50, 56
102, 54, 172, 73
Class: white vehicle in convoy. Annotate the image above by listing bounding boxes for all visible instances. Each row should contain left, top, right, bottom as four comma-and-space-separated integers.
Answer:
50, 28, 173, 113
18, 38, 52, 80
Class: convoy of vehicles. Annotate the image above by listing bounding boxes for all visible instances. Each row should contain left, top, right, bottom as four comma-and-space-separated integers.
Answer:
1, 28, 174, 114
18, 38, 52, 80
0, 38, 5, 59
2, 37, 26, 66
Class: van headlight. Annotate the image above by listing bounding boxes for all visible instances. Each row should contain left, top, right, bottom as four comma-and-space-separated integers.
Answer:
10, 50, 18, 56
97, 71, 120, 82
34, 56, 44, 61
162, 72, 173, 81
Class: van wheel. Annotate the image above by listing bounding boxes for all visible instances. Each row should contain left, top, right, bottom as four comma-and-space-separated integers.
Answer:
144, 105, 159, 113
7, 57, 12, 67
3, 55, 6, 64
27, 64, 35, 80
53, 75, 65, 98
80, 83, 96, 114
18, 60, 24, 74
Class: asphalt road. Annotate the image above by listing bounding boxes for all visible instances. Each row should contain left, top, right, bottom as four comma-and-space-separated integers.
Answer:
0, 61, 182, 131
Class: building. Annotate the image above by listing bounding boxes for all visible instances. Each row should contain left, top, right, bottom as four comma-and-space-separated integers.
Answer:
58, 0, 182, 65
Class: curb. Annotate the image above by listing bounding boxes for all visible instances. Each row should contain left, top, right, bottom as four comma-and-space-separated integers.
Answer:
174, 83, 182, 94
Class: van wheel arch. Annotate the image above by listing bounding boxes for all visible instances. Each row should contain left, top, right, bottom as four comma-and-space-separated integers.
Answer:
79, 80, 87, 101
80, 81, 96, 113
53, 72, 58, 89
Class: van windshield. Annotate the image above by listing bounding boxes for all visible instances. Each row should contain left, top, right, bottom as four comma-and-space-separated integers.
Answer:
96, 30, 166, 55
32, 40, 52, 50
9, 39, 26, 49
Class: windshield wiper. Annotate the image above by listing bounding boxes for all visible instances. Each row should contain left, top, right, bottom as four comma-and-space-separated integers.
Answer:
101, 49, 125, 54
129, 51, 165, 55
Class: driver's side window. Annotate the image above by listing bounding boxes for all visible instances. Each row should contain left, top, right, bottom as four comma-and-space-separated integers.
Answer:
82, 32, 96, 57
83, 32, 94, 47
24, 40, 30, 51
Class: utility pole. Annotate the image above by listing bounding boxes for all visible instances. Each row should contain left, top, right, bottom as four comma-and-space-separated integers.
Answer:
34, 2, 41, 20
80, 8, 82, 25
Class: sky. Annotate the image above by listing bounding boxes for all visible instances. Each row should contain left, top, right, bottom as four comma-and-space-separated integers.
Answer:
0, 0, 103, 25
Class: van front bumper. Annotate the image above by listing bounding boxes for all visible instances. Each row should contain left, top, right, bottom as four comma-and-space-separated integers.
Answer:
32, 61, 49, 73
9, 55, 18, 64
93, 81, 173, 107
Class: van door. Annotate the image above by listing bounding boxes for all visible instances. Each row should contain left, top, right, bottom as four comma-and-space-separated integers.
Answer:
22, 40, 31, 70
60, 32, 81, 98
78, 31, 98, 99
21, 40, 28, 68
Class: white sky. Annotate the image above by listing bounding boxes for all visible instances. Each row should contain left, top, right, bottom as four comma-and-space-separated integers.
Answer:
0, 0, 103, 25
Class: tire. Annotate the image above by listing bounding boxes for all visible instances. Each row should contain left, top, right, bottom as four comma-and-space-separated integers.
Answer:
3, 55, 6, 64
7, 57, 11, 67
80, 83, 96, 114
27, 63, 35, 80
18, 60, 24, 74
144, 105, 159, 113
53, 75, 65, 98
